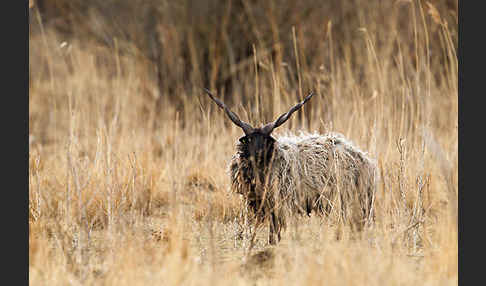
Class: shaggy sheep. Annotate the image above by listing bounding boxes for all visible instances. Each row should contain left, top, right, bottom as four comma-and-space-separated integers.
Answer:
205, 89, 377, 244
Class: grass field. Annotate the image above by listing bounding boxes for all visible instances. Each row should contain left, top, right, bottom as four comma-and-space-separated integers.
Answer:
29, 1, 458, 285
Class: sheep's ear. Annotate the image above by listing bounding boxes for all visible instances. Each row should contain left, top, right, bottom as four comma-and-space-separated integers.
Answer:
204, 88, 254, 135
263, 91, 315, 134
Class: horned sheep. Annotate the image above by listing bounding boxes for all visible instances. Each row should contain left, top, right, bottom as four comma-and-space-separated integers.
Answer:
205, 89, 377, 244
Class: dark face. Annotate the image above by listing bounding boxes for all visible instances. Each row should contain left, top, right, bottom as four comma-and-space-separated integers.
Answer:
238, 131, 276, 167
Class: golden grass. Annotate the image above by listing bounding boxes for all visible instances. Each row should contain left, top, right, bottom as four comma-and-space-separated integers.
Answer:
29, 1, 457, 285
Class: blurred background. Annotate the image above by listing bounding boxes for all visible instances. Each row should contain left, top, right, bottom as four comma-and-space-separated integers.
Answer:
29, 0, 457, 144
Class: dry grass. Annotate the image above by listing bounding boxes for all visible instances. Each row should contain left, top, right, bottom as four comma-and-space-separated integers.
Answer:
29, 1, 457, 285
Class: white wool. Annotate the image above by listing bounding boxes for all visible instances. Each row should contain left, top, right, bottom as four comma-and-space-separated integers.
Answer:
229, 130, 378, 243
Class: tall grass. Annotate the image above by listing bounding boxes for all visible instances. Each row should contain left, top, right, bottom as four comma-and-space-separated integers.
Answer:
29, 0, 457, 285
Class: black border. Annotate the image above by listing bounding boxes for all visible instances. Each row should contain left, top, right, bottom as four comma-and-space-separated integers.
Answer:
4, 0, 29, 285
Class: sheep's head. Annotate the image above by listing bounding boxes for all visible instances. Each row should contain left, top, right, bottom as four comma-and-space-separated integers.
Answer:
204, 88, 315, 168
237, 130, 276, 167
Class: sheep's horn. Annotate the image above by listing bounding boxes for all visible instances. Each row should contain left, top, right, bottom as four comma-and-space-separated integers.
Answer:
204, 88, 254, 135
262, 91, 315, 134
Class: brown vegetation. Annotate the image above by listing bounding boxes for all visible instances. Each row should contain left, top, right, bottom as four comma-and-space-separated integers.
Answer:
29, 0, 457, 285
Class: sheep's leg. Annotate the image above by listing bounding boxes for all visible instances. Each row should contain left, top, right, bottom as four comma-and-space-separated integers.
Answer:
269, 215, 276, 245
269, 212, 281, 245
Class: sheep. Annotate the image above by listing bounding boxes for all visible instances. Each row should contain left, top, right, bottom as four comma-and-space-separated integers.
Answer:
204, 89, 377, 244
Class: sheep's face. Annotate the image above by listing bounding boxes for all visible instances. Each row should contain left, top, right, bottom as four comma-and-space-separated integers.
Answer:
238, 131, 276, 168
